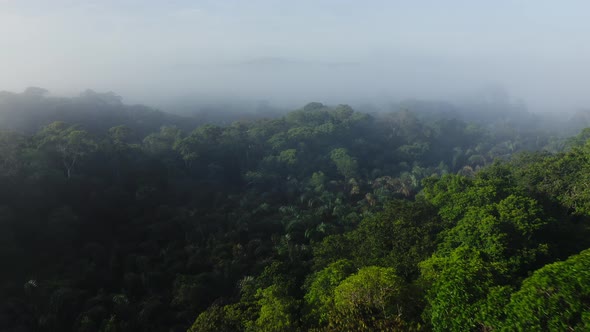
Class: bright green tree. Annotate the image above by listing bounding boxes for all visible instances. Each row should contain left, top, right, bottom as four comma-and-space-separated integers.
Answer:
330, 266, 412, 331
502, 248, 590, 331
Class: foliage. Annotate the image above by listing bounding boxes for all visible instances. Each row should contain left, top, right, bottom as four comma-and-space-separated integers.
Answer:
1, 89, 589, 332
502, 248, 590, 331
304, 259, 356, 325
330, 266, 410, 331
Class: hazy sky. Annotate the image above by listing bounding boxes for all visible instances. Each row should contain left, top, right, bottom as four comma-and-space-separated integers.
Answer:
2, 0, 590, 111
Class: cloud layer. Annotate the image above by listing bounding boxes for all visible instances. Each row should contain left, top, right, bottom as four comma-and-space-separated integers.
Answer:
2, 1, 590, 111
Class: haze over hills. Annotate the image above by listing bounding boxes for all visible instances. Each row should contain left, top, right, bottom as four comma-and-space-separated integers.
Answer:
1, 86, 586, 136
4, 1, 590, 112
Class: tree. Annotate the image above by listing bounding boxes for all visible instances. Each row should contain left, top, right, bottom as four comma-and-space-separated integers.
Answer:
37, 122, 97, 178
330, 266, 412, 331
350, 199, 442, 280
420, 247, 495, 332
304, 259, 356, 326
502, 248, 590, 331
329, 148, 358, 180
107, 125, 134, 147
142, 126, 182, 155
253, 284, 298, 332
173, 125, 222, 170
189, 304, 242, 332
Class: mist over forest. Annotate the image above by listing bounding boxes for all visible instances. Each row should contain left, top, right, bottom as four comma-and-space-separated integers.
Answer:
4, 1, 590, 332
4, 1, 590, 112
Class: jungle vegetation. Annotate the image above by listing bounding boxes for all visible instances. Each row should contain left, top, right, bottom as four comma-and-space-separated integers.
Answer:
1, 89, 589, 331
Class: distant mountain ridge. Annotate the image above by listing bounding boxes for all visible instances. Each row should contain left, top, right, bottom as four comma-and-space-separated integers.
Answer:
0, 88, 200, 136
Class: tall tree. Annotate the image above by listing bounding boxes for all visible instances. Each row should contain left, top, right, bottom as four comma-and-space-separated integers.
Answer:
37, 122, 97, 178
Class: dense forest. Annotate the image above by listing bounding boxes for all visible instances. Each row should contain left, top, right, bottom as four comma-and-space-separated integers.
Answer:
2, 88, 590, 331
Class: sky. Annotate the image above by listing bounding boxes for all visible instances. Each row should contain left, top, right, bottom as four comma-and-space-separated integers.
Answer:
1, 0, 590, 112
